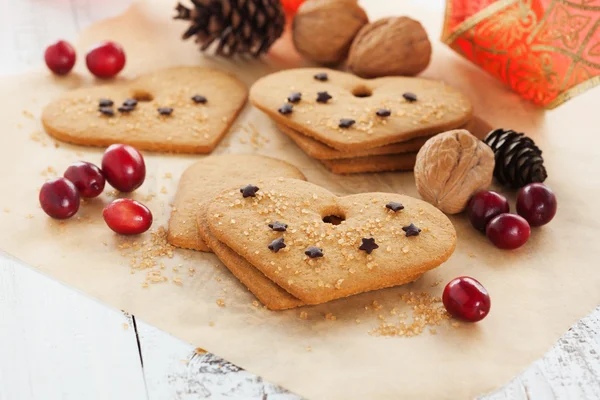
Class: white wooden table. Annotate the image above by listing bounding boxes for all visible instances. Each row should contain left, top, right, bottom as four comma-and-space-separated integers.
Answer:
1, 1, 599, 399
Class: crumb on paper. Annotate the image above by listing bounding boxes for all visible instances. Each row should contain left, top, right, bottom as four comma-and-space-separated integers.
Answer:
163, 172, 172, 179
195, 347, 207, 355
306, 346, 312, 352
209, 321, 215, 327
299, 311, 308, 320
324, 312, 336, 321
216, 299, 225, 307
369, 292, 451, 338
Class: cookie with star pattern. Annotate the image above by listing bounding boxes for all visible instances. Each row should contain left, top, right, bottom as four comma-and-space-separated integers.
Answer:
250, 68, 472, 152
207, 178, 456, 305
42, 66, 248, 153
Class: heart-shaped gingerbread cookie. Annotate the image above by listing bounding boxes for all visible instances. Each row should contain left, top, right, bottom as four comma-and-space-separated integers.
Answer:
42, 66, 248, 153
250, 68, 472, 152
208, 178, 456, 304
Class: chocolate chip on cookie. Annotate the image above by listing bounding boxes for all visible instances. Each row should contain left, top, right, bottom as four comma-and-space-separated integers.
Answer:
118, 105, 135, 113
316, 91, 332, 103
376, 108, 391, 117
278, 103, 293, 115
240, 184, 260, 198
314, 72, 328, 81
287, 92, 302, 103
305, 246, 324, 258
359, 238, 379, 254
191, 94, 207, 104
99, 98, 114, 107
123, 98, 138, 107
403, 92, 417, 102
385, 201, 404, 212
402, 223, 421, 237
339, 118, 355, 129
99, 106, 115, 116
268, 237, 287, 253
268, 221, 288, 232
157, 107, 174, 116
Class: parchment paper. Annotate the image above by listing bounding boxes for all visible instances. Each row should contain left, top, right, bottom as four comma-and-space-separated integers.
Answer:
0, 1, 598, 399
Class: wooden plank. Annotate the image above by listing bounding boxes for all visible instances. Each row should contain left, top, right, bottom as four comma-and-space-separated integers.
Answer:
136, 320, 300, 400
0, 254, 148, 400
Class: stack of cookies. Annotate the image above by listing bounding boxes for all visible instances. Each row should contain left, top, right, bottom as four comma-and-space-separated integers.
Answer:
250, 68, 473, 174
197, 178, 456, 310
168, 156, 456, 310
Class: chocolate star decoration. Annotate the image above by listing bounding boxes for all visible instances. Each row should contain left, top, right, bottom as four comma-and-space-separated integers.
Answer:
385, 201, 404, 212
359, 238, 379, 254
123, 98, 138, 107
376, 108, 391, 117
191, 94, 207, 104
305, 246, 324, 258
402, 223, 421, 237
157, 107, 173, 116
314, 73, 328, 81
268, 221, 288, 232
339, 118, 356, 128
403, 92, 417, 102
268, 238, 286, 253
316, 91, 332, 103
287, 92, 302, 103
98, 107, 115, 116
99, 98, 113, 107
118, 105, 135, 113
240, 184, 260, 198
278, 103, 293, 115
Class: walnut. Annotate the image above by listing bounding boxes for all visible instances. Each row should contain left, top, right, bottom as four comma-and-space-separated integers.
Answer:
347, 17, 431, 78
414, 130, 495, 215
292, 0, 368, 65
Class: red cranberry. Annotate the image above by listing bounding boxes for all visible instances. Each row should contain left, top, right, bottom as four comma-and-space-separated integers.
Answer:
64, 161, 105, 198
44, 40, 76, 75
39, 178, 80, 219
443, 276, 491, 322
516, 183, 557, 227
85, 41, 126, 79
101, 144, 146, 192
486, 213, 530, 250
467, 191, 510, 233
103, 199, 152, 235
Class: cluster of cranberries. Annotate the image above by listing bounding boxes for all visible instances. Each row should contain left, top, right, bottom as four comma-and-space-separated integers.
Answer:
439, 183, 557, 323
39, 144, 152, 235
467, 183, 557, 250
44, 40, 126, 79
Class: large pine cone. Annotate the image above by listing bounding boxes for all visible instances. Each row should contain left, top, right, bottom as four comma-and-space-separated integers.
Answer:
484, 128, 547, 189
175, 0, 285, 57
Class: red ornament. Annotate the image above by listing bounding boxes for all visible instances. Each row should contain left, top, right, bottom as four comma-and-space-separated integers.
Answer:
39, 177, 80, 219
443, 276, 491, 322
44, 40, 76, 75
516, 183, 557, 227
281, 0, 305, 16
85, 41, 126, 79
467, 190, 510, 233
103, 199, 153, 235
64, 161, 105, 198
486, 213, 530, 250
101, 144, 146, 193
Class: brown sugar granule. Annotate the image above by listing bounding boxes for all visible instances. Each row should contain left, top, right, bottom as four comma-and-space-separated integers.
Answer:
324, 312, 337, 321
216, 299, 226, 307
299, 311, 309, 320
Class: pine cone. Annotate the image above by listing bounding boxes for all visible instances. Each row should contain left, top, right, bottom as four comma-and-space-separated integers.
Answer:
174, 0, 286, 57
484, 128, 547, 189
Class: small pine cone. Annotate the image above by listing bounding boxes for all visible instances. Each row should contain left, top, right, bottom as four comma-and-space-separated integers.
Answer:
174, 0, 285, 57
484, 128, 547, 189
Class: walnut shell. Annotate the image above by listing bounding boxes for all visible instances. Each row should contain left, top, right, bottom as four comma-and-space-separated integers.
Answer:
347, 17, 432, 78
292, 0, 368, 65
414, 129, 495, 215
